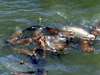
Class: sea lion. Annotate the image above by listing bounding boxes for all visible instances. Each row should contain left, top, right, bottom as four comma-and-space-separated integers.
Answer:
7, 25, 100, 54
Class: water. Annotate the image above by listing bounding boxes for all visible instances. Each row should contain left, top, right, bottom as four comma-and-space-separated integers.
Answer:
0, 0, 100, 75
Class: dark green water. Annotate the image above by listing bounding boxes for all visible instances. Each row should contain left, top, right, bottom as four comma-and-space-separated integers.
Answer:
0, 0, 100, 75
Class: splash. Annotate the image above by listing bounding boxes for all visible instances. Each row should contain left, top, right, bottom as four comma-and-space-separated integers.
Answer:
56, 11, 67, 20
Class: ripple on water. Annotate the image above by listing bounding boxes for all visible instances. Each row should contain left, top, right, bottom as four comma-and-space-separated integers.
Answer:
46, 64, 80, 73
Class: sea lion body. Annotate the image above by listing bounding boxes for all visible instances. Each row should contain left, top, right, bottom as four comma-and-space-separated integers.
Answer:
7, 25, 100, 54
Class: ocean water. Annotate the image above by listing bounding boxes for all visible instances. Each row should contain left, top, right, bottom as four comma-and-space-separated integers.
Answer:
0, 0, 100, 75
